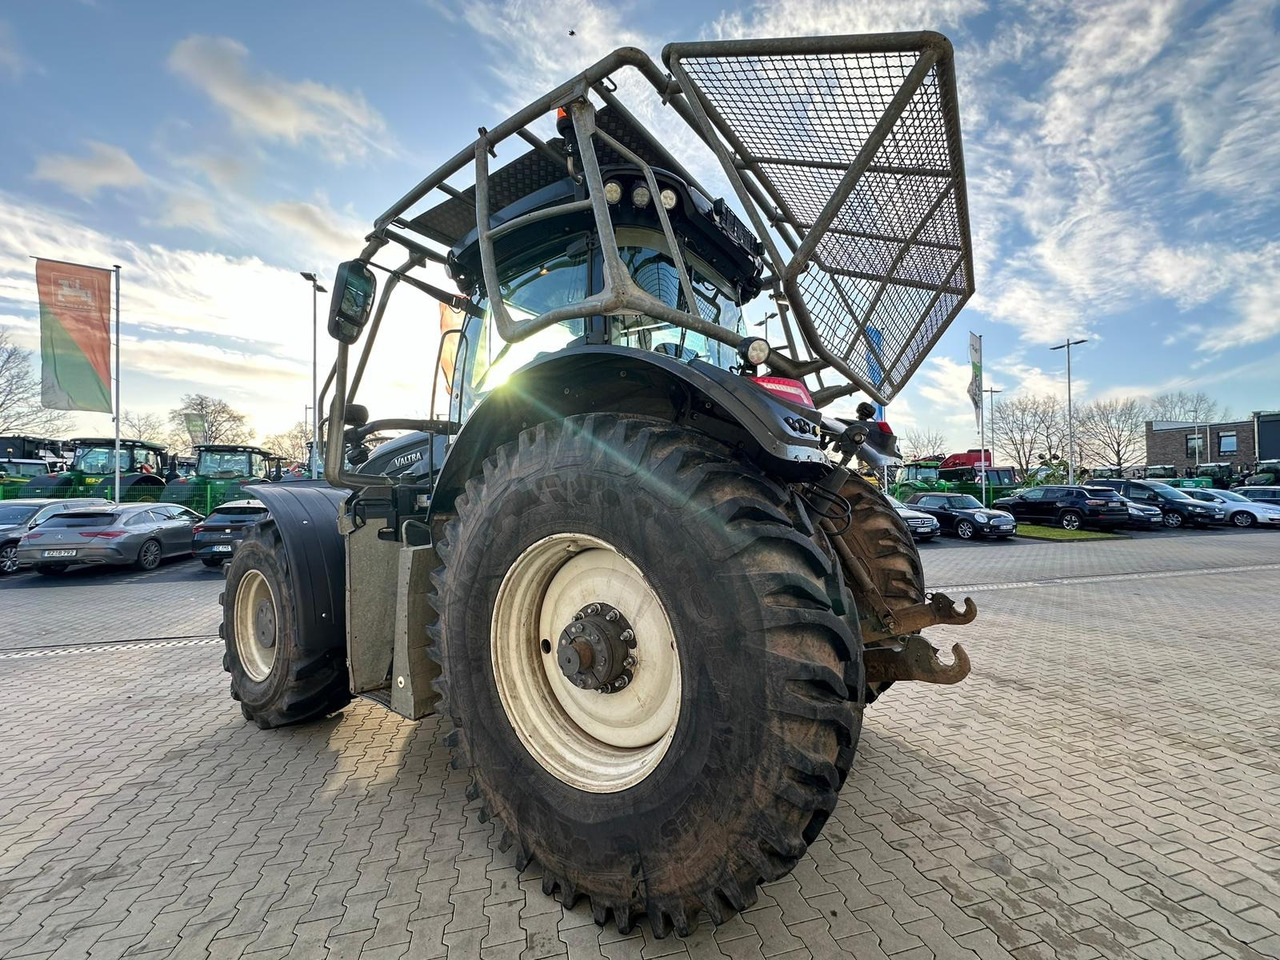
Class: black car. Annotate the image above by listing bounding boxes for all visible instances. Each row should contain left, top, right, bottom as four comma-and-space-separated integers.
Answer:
191, 499, 269, 567
1114, 494, 1164, 529
1089, 479, 1225, 528
993, 485, 1128, 531
906, 493, 1017, 540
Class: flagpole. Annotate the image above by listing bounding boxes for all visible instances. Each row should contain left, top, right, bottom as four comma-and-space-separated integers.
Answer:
113, 265, 121, 502
978, 335, 986, 506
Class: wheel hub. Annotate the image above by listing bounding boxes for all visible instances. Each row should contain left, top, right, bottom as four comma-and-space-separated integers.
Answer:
254, 598, 276, 648
556, 602, 635, 693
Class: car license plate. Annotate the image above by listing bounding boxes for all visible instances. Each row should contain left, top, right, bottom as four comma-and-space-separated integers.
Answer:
42, 549, 76, 558
212, 545, 233, 553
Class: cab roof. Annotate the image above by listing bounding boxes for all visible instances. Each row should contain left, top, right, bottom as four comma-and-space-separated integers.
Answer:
195, 444, 275, 456
70, 437, 167, 452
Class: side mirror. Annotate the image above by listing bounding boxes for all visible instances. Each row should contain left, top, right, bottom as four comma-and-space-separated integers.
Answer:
327, 260, 377, 344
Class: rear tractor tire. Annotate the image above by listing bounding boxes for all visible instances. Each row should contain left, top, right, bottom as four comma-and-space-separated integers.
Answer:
221, 521, 351, 728
429, 414, 862, 937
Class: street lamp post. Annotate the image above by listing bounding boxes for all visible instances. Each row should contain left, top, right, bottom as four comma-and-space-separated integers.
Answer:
300, 273, 327, 479
1050, 338, 1088, 485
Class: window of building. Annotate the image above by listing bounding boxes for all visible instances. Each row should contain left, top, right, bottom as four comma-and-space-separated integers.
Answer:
1186, 434, 1205, 459
1219, 432, 1237, 455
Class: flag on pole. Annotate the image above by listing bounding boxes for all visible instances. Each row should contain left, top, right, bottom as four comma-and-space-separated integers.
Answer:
35, 259, 113, 412
967, 332, 983, 428
181, 412, 208, 446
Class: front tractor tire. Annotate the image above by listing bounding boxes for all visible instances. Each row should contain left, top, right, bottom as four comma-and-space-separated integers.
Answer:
430, 414, 862, 937
221, 521, 351, 728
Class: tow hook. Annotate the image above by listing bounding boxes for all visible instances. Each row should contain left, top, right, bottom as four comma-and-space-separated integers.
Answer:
863, 635, 971, 685
861, 592, 977, 645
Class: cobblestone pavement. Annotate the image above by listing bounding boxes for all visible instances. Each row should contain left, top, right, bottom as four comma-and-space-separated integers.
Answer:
1, 531, 1278, 959
0, 558, 222, 651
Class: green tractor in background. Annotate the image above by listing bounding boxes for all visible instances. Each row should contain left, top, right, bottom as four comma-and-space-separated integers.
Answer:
890, 459, 951, 500
1238, 459, 1280, 487
1193, 462, 1235, 489
937, 465, 1020, 506
22, 438, 168, 502
0, 435, 69, 500
162, 444, 275, 514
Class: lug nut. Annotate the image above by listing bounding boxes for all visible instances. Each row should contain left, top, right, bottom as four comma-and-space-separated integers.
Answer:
605, 610, 619, 622
623, 655, 636, 668
586, 603, 600, 615
620, 629, 634, 644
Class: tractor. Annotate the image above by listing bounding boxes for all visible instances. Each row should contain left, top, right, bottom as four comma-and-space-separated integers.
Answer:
890, 459, 951, 500
1238, 459, 1280, 487
162, 443, 275, 514
221, 32, 979, 936
23, 438, 167, 502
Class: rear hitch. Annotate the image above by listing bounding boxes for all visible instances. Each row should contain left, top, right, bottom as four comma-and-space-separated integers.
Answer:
863, 634, 971, 685
860, 592, 976, 686
861, 591, 977, 645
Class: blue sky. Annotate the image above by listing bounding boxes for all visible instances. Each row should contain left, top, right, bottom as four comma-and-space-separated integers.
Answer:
0, 0, 1277, 446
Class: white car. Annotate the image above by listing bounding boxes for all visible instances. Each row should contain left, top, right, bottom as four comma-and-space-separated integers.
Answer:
887, 494, 941, 541
1187, 488, 1280, 528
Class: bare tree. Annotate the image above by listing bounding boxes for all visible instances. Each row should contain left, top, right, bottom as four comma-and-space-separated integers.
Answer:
168, 394, 253, 447
991, 395, 1067, 473
1146, 390, 1228, 424
1077, 397, 1147, 470
263, 421, 310, 462
899, 427, 948, 461
0, 329, 71, 435
120, 410, 167, 443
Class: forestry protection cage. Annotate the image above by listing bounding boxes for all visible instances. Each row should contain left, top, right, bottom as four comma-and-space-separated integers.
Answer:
362, 31, 973, 406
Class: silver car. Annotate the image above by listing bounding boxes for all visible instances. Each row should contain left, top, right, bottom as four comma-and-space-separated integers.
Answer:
887, 494, 941, 540
1187, 488, 1280, 528
0, 498, 112, 575
16, 502, 202, 575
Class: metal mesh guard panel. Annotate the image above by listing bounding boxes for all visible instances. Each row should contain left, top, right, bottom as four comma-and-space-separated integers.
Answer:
671, 40, 973, 401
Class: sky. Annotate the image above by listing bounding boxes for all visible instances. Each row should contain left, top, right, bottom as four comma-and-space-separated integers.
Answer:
0, 0, 1277, 450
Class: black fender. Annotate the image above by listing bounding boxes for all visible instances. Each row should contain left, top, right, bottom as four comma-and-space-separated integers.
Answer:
428, 345, 826, 518
250, 482, 350, 655
100, 473, 167, 500
23, 474, 73, 497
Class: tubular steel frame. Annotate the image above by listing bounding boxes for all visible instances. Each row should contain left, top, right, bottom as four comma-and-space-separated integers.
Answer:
325, 33, 974, 489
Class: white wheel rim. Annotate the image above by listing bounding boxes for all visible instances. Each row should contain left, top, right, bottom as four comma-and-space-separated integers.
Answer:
491, 533, 681, 794
234, 569, 278, 682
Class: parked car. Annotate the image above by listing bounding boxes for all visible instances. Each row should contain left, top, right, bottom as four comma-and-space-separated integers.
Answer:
192, 499, 270, 567
1186, 488, 1280, 528
992, 485, 1128, 531
905, 493, 1017, 540
16, 502, 202, 574
1235, 486, 1280, 506
0, 498, 112, 574
1114, 494, 1164, 529
1089, 479, 1225, 528
886, 494, 940, 541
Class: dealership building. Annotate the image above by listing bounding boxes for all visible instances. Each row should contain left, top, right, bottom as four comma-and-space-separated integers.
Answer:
1144, 411, 1280, 472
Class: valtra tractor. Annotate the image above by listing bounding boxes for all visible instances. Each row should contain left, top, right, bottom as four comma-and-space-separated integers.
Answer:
162, 443, 275, 514
222, 32, 980, 936
23, 438, 167, 502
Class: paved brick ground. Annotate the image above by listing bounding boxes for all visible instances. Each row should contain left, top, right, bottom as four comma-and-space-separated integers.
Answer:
1, 532, 1278, 958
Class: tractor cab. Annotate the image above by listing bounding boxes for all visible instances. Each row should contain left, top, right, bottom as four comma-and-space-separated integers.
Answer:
23, 438, 168, 502
1194, 462, 1234, 489
1144, 464, 1178, 480
163, 444, 275, 513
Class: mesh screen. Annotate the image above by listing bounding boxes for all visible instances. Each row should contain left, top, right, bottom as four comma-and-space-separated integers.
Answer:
674, 45, 972, 400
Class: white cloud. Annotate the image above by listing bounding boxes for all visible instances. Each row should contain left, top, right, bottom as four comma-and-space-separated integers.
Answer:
31, 141, 148, 199
0, 21, 30, 79
709, 0, 985, 41
150, 192, 228, 237
264, 199, 367, 263
167, 36, 387, 164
